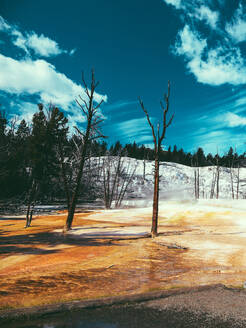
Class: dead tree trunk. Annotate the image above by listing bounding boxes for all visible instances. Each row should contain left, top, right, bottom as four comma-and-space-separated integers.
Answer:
139, 81, 174, 237
216, 166, 220, 199
58, 137, 71, 209
229, 152, 235, 200
64, 70, 105, 231
194, 169, 197, 198
210, 170, 216, 199
65, 126, 91, 230
236, 165, 240, 199
152, 157, 160, 235
194, 167, 200, 199
25, 179, 38, 228
197, 168, 200, 199
230, 167, 234, 199
143, 158, 146, 182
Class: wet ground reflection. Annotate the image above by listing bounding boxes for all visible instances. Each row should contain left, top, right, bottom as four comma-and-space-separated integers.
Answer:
2, 304, 244, 328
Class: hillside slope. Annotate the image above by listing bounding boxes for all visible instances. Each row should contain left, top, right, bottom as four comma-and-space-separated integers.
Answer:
116, 157, 246, 201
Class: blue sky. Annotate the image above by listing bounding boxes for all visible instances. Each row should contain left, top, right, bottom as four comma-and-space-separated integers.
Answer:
0, 0, 246, 154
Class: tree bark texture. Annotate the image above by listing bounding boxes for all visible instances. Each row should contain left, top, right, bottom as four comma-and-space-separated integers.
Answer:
151, 157, 159, 237
65, 115, 91, 231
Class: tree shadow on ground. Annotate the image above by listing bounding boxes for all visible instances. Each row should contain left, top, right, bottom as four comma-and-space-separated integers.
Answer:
0, 217, 26, 221
0, 230, 121, 256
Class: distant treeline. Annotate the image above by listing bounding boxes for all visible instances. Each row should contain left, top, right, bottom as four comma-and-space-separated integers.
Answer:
109, 141, 246, 167
0, 108, 245, 200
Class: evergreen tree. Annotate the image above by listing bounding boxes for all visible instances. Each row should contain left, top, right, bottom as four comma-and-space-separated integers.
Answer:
111, 141, 123, 155
206, 153, 214, 165
227, 147, 234, 165
194, 147, 206, 166
166, 146, 172, 162
0, 111, 9, 198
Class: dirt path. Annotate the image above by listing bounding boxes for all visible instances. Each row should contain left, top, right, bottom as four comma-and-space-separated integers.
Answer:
1, 200, 246, 311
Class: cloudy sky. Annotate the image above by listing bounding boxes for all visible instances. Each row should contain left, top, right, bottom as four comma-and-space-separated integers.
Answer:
0, 0, 246, 154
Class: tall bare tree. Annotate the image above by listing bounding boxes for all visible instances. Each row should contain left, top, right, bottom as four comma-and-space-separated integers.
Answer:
215, 153, 220, 199
139, 81, 174, 237
64, 70, 105, 231
236, 164, 240, 199
210, 168, 216, 199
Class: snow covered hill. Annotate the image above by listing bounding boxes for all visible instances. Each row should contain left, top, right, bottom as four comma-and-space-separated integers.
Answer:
116, 157, 246, 201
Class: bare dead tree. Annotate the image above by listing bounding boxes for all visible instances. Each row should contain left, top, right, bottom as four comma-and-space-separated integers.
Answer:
229, 150, 236, 199
25, 180, 38, 228
230, 167, 234, 199
197, 168, 200, 199
115, 158, 137, 208
139, 81, 174, 237
210, 169, 216, 199
194, 169, 197, 198
194, 167, 200, 199
64, 70, 105, 231
216, 165, 220, 199
229, 148, 242, 200
143, 158, 146, 183
142, 149, 150, 184
101, 153, 136, 209
102, 154, 122, 209
236, 164, 240, 199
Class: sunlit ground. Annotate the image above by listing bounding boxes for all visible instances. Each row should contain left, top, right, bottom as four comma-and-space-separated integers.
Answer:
1, 199, 246, 310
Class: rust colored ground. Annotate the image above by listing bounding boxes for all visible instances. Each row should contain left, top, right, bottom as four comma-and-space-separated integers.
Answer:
0, 204, 246, 310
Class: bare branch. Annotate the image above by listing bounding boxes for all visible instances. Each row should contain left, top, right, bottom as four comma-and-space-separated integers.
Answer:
78, 95, 89, 110
160, 81, 172, 142
138, 97, 157, 146
72, 137, 81, 153
94, 99, 104, 110
166, 113, 174, 128
82, 71, 90, 98
74, 126, 86, 138
75, 99, 88, 117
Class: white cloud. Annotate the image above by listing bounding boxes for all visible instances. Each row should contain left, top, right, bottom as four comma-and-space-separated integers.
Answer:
113, 117, 155, 143
0, 16, 10, 31
226, 4, 246, 43
25, 32, 63, 57
189, 47, 246, 86
234, 96, 246, 111
105, 100, 138, 112
117, 117, 152, 134
163, 1, 219, 29
69, 48, 76, 56
162, 0, 182, 9
12, 30, 29, 54
175, 25, 246, 86
0, 53, 107, 126
0, 15, 72, 58
8, 100, 87, 131
175, 25, 206, 58
193, 5, 219, 29
190, 124, 246, 154
11, 101, 38, 123
164, 0, 246, 86
224, 112, 246, 127
12, 30, 65, 57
